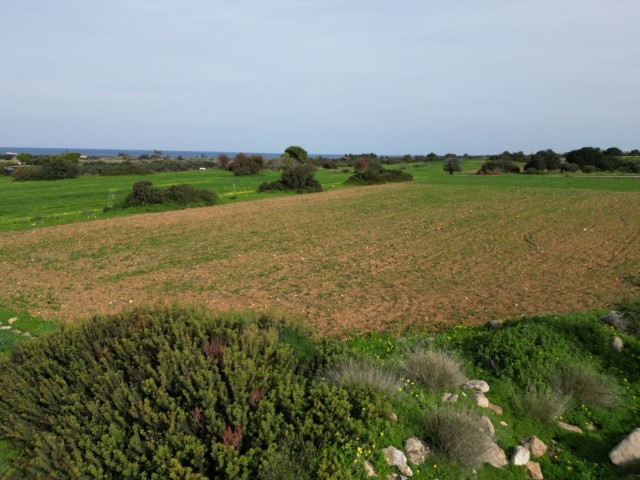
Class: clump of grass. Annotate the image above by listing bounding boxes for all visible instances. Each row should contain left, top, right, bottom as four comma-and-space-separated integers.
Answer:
400, 348, 466, 392
552, 364, 618, 408
512, 383, 569, 422
323, 357, 402, 395
419, 405, 494, 469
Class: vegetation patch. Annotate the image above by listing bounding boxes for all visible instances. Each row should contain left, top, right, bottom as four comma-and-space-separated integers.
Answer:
346, 164, 413, 185
257, 164, 322, 194
122, 180, 218, 208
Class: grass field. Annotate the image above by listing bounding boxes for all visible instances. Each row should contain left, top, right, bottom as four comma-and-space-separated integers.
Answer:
0, 160, 638, 232
1, 173, 638, 334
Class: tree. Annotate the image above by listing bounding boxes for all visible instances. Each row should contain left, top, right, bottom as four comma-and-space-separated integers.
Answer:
284, 146, 308, 164
524, 149, 560, 171
443, 157, 462, 175
630, 149, 640, 156
604, 147, 623, 156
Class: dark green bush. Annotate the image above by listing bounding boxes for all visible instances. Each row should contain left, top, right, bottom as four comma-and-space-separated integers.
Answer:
345, 166, 413, 185
258, 164, 322, 194
123, 181, 218, 207
582, 165, 596, 173
476, 160, 520, 174
560, 162, 580, 173
0, 307, 384, 479
228, 154, 265, 176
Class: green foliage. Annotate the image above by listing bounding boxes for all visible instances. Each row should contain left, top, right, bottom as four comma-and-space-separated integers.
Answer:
582, 165, 596, 173
560, 162, 580, 173
552, 364, 619, 408
228, 154, 265, 176
284, 146, 308, 164
12, 155, 80, 181
511, 383, 569, 422
323, 357, 402, 395
257, 164, 322, 194
123, 181, 218, 207
477, 160, 521, 174
443, 157, 462, 175
616, 299, 640, 336
345, 165, 413, 185
566, 147, 622, 171
525, 149, 561, 171
400, 349, 466, 392
0, 307, 386, 479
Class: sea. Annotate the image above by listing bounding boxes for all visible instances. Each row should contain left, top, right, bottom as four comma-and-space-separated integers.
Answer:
1, 147, 342, 159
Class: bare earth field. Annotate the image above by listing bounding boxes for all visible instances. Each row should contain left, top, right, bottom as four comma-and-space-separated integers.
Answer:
1, 183, 638, 336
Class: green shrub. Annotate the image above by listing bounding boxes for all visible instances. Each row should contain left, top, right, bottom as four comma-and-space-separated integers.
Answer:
229, 154, 265, 176
476, 160, 520, 174
258, 164, 322, 194
10, 166, 43, 181
323, 357, 402, 395
512, 383, 569, 422
124, 181, 218, 207
0, 307, 381, 479
616, 299, 640, 336
582, 165, 596, 173
345, 166, 413, 185
419, 405, 494, 468
552, 364, 618, 408
400, 349, 466, 392
560, 162, 580, 173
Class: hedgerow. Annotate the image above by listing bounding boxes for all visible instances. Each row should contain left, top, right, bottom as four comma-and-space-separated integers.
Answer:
345, 166, 413, 185
123, 181, 218, 208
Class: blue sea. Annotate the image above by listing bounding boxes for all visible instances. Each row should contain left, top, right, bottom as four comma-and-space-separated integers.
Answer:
1, 147, 341, 159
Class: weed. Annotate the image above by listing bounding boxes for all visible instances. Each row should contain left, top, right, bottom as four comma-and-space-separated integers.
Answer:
323, 357, 402, 395
400, 348, 466, 392
552, 364, 618, 408
511, 383, 569, 422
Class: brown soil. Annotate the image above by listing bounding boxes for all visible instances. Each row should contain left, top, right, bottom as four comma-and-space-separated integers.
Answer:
1, 184, 638, 336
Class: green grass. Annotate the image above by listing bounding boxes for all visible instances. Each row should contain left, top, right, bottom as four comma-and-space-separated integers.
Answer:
0, 160, 637, 233
0, 306, 57, 359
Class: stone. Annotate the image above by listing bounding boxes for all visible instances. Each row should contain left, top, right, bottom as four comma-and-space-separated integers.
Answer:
487, 320, 503, 330
473, 393, 490, 408
500, 421, 508, 427
609, 428, 640, 469
22, 332, 31, 337
526, 461, 544, 479
363, 460, 376, 477
441, 393, 458, 403
521, 436, 547, 458
512, 445, 531, 465
479, 415, 495, 437
483, 442, 508, 467
0, 326, 11, 330
557, 421, 583, 434
388, 474, 407, 480
8, 317, 18, 325
404, 437, 431, 465
462, 379, 490, 393
383, 446, 413, 477
585, 423, 599, 432
611, 336, 624, 352
387, 411, 398, 422
487, 403, 504, 415
600, 311, 629, 332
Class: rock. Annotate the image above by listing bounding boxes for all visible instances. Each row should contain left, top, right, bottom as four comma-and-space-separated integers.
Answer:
388, 474, 407, 480
0, 326, 12, 330
487, 320, 503, 330
441, 393, 458, 403
473, 393, 490, 408
462, 379, 490, 393
363, 460, 376, 477
526, 460, 544, 479
586, 423, 599, 432
22, 332, 32, 337
600, 311, 629, 332
387, 411, 398, 422
479, 415, 495, 437
500, 421, 508, 426
512, 445, 531, 465
487, 403, 503, 415
557, 421, 583, 434
8, 317, 18, 325
383, 446, 413, 477
609, 428, 640, 469
484, 442, 508, 467
611, 336, 624, 352
521, 436, 547, 458
404, 437, 431, 465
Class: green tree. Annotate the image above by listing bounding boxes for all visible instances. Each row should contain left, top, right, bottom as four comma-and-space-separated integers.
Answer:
443, 157, 462, 175
284, 146, 308, 164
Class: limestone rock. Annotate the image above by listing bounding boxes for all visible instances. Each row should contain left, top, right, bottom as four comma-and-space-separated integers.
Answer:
363, 460, 376, 477
441, 393, 458, 403
0, 326, 11, 330
499, 421, 508, 426
484, 442, 508, 467
479, 415, 495, 437
526, 461, 544, 479
8, 317, 18, 325
462, 379, 490, 393
600, 311, 629, 332
404, 437, 431, 465
487, 320, 503, 330
609, 428, 640, 469
611, 336, 624, 352
383, 446, 413, 477
388, 474, 407, 480
473, 393, 490, 408
487, 403, 504, 415
387, 411, 398, 422
512, 445, 531, 465
557, 421, 583, 434
521, 436, 547, 458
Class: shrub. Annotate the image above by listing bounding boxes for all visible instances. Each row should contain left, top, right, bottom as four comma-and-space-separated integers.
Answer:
10, 166, 43, 181
560, 162, 580, 173
443, 157, 462, 175
581, 165, 596, 173
0, 307, 383, 478
616, 299, 640, 336
552, 364, 618, 408
476, 160, 520, 174
400, 349, 466, 392
123, 181, 218, 207
346, 166, 413, 185
258, 164, 322, 194
284, 146, 308, 163
228, 153, 264, 176
323, 357, 402, 395
512, 383, 569, 422
419, 405, 494, 468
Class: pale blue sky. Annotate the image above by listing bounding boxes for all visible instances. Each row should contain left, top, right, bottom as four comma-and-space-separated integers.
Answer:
1, 0, 639, 155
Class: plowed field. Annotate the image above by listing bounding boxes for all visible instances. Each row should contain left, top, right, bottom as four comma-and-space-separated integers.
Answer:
1, 183, 638, 335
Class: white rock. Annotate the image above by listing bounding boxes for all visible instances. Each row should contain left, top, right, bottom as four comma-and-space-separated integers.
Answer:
404, 437, 431, 465
484, 442, 508, 467
611, 336, 624, 352
383, 446, 413, 477
609, 428, 640, 469
479, 415, 495, 437
521, 436, 547, 458
462, 379, 490, 393
557, 421, 583, 434
441, 392, 458, 403
473, 393, 490, 408
500, 421, 508, 426
487, 403, 504, 415
512, 445, 531, 465
0, 326, 12, 330
8, 317, 18, 325
526, 460, 544, 479
363, 460, 376, 477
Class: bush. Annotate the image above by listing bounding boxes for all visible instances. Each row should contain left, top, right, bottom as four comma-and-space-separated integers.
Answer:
581, 165, 596, 173
10, 166, 43, 181
419, 405, 494, 468
476, 160, 520, 174
258, 164, 322, 194
552, 364, 618, 408
124, 181, 218, 207
0, 307, 383, 478
560, 162, 580, 173
512, 383, 569, 422
345, 166, 413, 185
400, 349, 466, 392
228, 154, 265, 176
323, 357, 402, 395
616, 299, 640, 336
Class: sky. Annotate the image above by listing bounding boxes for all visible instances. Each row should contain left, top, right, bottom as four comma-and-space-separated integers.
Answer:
1, 0, 639, 155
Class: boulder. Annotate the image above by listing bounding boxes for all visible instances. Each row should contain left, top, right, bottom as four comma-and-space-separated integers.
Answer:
557, 421, 583, 434
473, 393, 490, 408
441, 393, 458, 403
512, 445, 531, 465
609, 428, 640, 469
483, 442, 508, 467
521, 436, 547, 458
8, 317, 18, 325
487, 320, 503, 330
611, 336, 624, 352
383, 446, 413, 477
387, 411, 398, 422
600, 311, 629, 332
487, 403, 504, 415
479, 415, 495, 437
388, 474, 407, 480
526, 461, 544, 479
363, 460, 376, 477
404, 437, 431, 465
462, 379, 490, 393
499, 421, 508, 427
